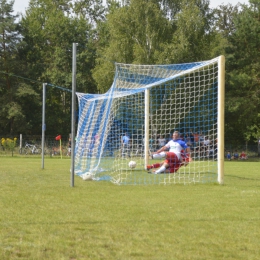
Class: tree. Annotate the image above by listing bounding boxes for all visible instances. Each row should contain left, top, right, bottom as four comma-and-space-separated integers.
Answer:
0, 0, 33, 135
19, 0, 103, 135
156, 0, 213, 64
93, 0, 172, 93
225, 0, 260, 145
209, 3, 241, 58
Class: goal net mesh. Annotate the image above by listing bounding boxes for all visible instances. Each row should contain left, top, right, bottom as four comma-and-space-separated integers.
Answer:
75, 57, 220, 185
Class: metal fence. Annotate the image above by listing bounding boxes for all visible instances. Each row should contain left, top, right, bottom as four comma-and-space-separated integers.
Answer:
1, 135, 71, 156
1, 135, 260, 158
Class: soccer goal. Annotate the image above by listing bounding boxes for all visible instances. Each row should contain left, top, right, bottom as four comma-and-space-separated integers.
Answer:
74, 56, 225, 185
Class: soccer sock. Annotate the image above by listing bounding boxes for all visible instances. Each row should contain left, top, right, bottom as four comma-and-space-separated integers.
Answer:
152, 152, 166, 159
155, 165, 166, 174
153, 163, 161, 168
147, 163, 161, 170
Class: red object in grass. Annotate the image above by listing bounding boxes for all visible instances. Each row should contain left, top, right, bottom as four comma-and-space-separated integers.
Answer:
55, 135, 61, 141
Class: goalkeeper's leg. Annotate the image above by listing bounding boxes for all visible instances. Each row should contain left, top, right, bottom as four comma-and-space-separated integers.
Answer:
148, 152, 180, 174
153, 162, 181, 174
147, 163, 161, 171
147, 160, 170, 174
152, 152, 166, 159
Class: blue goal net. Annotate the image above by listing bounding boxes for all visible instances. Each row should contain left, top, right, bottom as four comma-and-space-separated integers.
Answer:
74, 57, 221, 185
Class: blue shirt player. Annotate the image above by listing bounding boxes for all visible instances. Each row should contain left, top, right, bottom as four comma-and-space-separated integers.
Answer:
121, 133, 130, 157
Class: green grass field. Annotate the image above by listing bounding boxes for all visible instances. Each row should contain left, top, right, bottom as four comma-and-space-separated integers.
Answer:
0, 157, 260, 259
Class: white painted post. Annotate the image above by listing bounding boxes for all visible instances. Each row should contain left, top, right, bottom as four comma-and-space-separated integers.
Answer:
218, 55, 225, 184
144, 89, 150, 169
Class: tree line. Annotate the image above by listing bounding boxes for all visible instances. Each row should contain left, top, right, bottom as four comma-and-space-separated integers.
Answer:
0, 0, 259, 146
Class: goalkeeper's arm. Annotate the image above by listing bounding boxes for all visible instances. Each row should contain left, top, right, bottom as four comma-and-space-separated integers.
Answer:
154, 145, 167, 154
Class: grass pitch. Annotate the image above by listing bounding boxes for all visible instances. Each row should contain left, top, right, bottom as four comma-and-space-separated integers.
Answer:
0, 157, 260, 259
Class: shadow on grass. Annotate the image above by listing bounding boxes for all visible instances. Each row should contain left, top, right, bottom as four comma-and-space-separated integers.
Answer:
224, 174, 260, 181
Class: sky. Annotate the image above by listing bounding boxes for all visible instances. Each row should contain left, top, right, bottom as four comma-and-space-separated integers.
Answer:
13, 0, 249, 15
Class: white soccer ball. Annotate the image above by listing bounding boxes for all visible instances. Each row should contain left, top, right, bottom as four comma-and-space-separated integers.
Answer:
128, 161, 136, 169
82, 172, 93, 181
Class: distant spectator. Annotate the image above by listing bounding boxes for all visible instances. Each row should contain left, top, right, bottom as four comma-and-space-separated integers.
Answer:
67, 137, 71, 156
214, 139, 218, 155
202, 136, 211, 157
233, 151, 239, 160
157, 135, 166, 149
184, 135, 192, 147
192, 131, 200, 147
199, 131, 205, 146
121, 133, 130, 157
227, 151, 231, 161
186, 129, 194, 146
203, 136, 211, 146
239, 151, 248, 160
149, 136, 156, 151
207, 143, 215, 158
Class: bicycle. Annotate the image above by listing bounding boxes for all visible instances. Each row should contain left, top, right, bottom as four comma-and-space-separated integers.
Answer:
19, 142, 42, 155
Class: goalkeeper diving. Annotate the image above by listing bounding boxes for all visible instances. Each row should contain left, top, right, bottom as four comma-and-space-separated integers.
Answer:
147, 131, 191, 174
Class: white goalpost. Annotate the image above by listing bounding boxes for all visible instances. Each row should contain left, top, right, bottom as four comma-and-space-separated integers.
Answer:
74, 56, 225, 185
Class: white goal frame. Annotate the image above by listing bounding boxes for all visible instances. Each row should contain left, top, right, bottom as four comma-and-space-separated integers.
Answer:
74, 56, 225, 185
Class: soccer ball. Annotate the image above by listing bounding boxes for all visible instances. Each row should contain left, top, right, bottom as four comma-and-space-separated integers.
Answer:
82, 172, 93, 181
128, 161, 136, 169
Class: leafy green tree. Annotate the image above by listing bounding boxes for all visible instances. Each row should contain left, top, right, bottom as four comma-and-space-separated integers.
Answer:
73, 0, 106, 23
210, 3, 241, 58
93, 0, 172, 93
225, 0, 260, 145
212, 3, 241, 39
157, 0, 213, 63
19, 0, 103, 135
0, 0, 35, 135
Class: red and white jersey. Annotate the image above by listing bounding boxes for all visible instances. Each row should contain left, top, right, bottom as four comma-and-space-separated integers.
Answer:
165, 139, 188, 160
